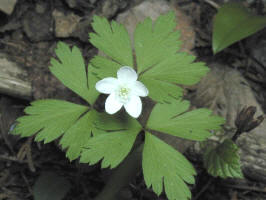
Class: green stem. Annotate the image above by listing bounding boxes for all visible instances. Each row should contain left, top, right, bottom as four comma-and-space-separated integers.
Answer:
93, 144, 143, 200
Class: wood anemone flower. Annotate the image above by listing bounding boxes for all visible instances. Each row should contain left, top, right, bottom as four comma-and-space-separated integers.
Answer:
95, 66, 149, 118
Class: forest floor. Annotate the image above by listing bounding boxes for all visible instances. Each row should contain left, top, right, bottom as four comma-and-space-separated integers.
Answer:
1, 0, 266, 200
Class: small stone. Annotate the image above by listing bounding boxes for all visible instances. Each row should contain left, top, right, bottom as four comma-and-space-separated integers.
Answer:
102, 0, 128, 18
52, 10, 81, 38
102, 0, 119, 18
22, 10, 53, 42
0, 0, 17, 15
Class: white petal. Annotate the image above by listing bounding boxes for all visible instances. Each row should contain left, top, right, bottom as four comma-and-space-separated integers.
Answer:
124, 95, 142, 118
117, 66, 138, 83
96, 77, 119, 94
132, 81, 149, 97
105, 93, 123, 114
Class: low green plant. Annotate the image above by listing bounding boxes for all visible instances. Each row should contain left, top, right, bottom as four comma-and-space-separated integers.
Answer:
203, 139, 243, 179
12, 11, 242, 200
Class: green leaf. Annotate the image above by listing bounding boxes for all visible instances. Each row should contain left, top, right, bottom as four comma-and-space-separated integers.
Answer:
80, 116, 141, 168
143, 132, 196, 200
203, 139, 243, 178
49, 42, 96, 104
140, 77, 183, 103
13, 100, 88, 143
13, 100, 106, 161
60, 110, 105, 161
213, 2, 266, 54
141, 54, 208, 85
90, 15, 133, 67
134, 11, 181, 73
33, 171, 71, 200
90, 55, 121, 79
134, 12, 209, 103
147, 100, 225, 141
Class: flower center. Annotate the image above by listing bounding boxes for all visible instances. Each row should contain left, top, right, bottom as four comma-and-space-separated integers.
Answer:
118, 87, 130, 102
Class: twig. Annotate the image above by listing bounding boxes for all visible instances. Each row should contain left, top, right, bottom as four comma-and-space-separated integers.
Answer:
0, 155, 27, 163
17, 137, 36, 172
203, 0, 220, 9
223, 184, 266, 193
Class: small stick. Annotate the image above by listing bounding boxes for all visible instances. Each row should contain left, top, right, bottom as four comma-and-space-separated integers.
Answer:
0, 155, 27, 163
203, 0, 220, 9
223, 184, 266, 193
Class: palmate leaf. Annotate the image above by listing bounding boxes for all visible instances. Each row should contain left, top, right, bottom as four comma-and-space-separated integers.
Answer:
203, 139, 243, 178
89, 12, 209, 103
134, 11, 209, 103
143, 132, 196, 200
13, 100, 88, 143
12, 43, 105, 161
50, 42, 98, 104
89, 15, 133, 67
147, 100, 225, 141
80, 114, 142, 168
12, 100, 105, 161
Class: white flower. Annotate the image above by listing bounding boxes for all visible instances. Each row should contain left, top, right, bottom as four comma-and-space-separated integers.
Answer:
95, 66, 149, 118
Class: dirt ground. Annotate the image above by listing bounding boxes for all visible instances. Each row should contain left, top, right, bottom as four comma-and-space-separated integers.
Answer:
1, 0, 266, 200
